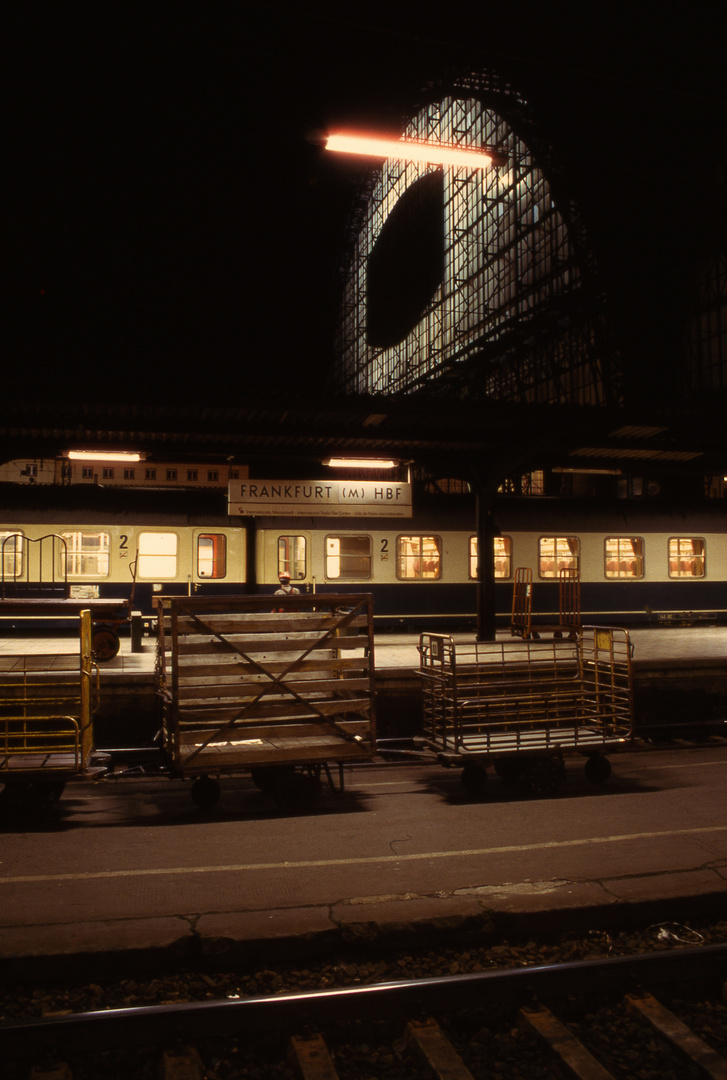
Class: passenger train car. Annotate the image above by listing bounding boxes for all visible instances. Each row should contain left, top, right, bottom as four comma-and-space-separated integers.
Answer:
0, 483, 725, 631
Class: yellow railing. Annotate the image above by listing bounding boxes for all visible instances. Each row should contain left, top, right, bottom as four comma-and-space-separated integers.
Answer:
0, 609, 97, 775
0, 716, 81, 768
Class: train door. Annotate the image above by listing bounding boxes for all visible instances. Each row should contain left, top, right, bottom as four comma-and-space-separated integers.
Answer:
191, 529, 245, 592
257, 529, 311, 589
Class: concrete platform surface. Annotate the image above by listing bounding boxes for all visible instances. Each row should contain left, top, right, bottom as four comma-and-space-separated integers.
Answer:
0, 622, 725, 672
1, 747, 727, 977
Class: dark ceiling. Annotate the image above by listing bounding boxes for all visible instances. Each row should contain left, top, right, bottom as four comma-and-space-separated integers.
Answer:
7, 9, 726, 490
1, 393, 724, 487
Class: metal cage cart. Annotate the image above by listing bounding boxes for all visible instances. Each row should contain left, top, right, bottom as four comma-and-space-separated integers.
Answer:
155, 593, 376, 810
418, 626, 633, 796
0, 608, 104, 812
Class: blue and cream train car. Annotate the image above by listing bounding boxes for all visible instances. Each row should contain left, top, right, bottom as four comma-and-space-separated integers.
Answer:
0, 483, 725, 630
254, 496, 727, 629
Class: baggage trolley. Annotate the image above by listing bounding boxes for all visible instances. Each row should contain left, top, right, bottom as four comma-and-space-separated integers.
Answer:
0, 609, 106, 811
419, 626, 633, 796
155, 593, 376, 810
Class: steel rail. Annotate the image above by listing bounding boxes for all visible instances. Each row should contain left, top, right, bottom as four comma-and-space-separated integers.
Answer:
1, 943, 725, 1058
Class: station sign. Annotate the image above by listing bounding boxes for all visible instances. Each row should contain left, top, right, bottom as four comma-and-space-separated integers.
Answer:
228, 479, 412, 518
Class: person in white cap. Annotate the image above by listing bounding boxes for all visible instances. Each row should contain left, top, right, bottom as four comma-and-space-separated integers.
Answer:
274, 570, 301, 597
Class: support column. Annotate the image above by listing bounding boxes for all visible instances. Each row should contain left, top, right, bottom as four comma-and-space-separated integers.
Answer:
474, 474, 497, 642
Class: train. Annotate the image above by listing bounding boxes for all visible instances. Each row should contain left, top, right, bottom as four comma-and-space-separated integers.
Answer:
0, 482, 725, 639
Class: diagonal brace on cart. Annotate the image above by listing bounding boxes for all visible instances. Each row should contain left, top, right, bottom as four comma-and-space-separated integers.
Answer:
179, 606, 367, 766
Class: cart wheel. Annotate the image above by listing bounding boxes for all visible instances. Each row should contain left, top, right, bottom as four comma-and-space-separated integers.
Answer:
272, 770, 318, 812
585, 755, 612, 785
251, 765, 294, 792
0, 780, 65, 814
33, 780, 66, 807
525, 757, 566, 796
494, 760, 524, 783
92, 626, 121, 661
0, 782, 33, 811
191, 776, 221, 809
461, 763, 488, 796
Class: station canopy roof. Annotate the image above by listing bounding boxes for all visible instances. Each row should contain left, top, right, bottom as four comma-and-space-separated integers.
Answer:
1, 391, 725, 486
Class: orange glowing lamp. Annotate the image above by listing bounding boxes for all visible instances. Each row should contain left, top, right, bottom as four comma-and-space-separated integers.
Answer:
325, 133, 505, 169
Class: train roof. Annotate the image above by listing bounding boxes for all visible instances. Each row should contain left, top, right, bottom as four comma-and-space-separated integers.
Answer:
0, 484, 724, 532
0, 483, 230, 523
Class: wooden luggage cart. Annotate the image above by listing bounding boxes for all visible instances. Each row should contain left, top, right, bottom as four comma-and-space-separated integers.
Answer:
509, 566, 581, 640
419, 626, 633, 796
155, 593, 376, 810
0, 609, 105, 811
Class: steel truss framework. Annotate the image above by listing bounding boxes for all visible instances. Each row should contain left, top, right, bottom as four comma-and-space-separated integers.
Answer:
334, 72, 621, 406
686, 248, 727, 394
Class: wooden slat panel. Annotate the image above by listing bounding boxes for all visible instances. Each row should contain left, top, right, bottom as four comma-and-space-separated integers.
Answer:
1, 752, 80, 771
160, 594, 375, 774
177, 719, 370, 743
176, 677, 373, 701
174, 635, 370, 655
177, 695, 371, 723
175, 655, 368, 680
176, 739, 371, 771
175, 676, 369, 695
171, 612, 369, 633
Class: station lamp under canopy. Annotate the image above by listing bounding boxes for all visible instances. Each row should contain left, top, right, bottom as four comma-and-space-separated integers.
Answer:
323, 457, 397, 469
67, 451, 142, 462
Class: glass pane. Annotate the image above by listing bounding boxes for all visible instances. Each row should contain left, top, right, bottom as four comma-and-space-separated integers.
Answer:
604, 537, 644, 579
61, 531, 110, 577
197, 533, 226, 579
396, 535, 441, 579
325, 535, 371, 580
539, 537, 579, 578
668, 537, 705, 577
138, 532, 177, 578
495, 536, 512, 578
0, 531, 23, 578
326, 536, 341, 579
469, 535, 512, 579
278, 535, 306, 581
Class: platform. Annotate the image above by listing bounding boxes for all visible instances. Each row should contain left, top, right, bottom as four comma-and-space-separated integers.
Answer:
0, 622, 726, 670
0, 624, 725, 745
1, 747, 727, 980
0, 624, 726, 978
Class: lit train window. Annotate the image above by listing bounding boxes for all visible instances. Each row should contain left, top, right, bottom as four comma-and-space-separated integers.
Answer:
278, 535, 306, 580
325, 535, 371, 580
0, 531, 23, 578
538, 536, 579, 578
60, 531, 110, 577
668, 537, 706, 578
396, 535, 441, 580
197, 533, 227, 578
604, 537, 644, 579
138, 532, 177, 578
468, 536, 513, 579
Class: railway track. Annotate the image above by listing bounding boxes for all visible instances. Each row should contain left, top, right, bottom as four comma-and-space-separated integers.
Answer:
3, 943, 726, 1078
